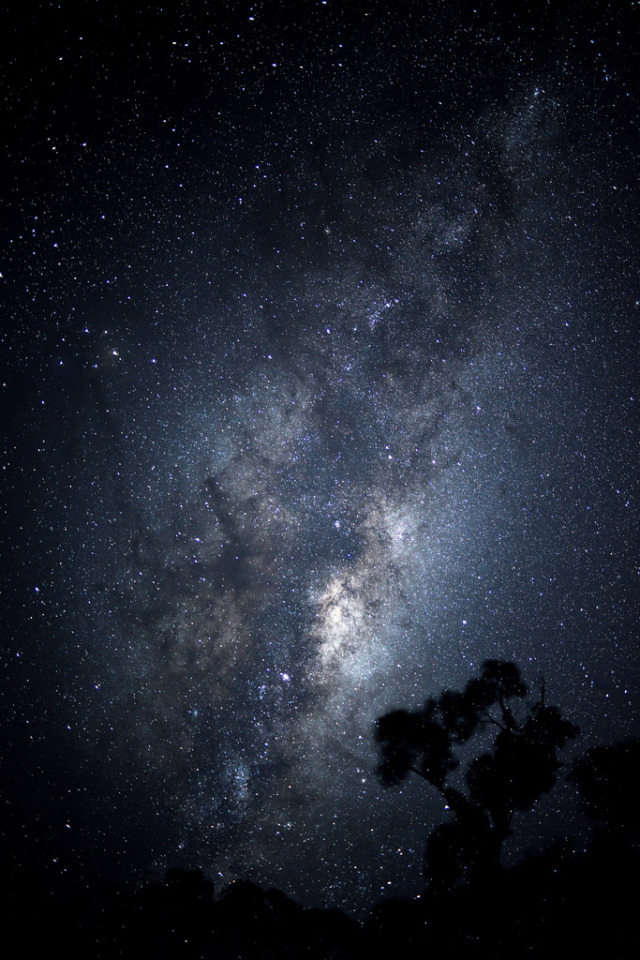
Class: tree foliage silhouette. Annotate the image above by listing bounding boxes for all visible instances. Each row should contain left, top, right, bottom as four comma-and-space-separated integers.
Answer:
571, 738, 640, 834
374, 659, 578, 888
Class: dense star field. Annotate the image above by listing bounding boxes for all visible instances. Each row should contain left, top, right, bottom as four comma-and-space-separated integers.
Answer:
1, 1, 638, 915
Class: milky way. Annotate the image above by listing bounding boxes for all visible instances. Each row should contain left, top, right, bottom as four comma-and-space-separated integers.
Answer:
2, 1, 638, 914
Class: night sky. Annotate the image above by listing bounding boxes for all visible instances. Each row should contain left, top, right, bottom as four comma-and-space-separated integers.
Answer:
1, 0, 638, 917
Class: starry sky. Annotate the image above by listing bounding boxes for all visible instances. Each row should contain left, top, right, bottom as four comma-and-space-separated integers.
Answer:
1, 0, 638, 916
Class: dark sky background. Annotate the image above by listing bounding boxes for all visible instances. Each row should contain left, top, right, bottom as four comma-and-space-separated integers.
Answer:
1, 0, 638, 917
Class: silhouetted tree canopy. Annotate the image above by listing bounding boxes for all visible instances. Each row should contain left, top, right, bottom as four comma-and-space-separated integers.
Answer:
374, 659, 579, 888
571, 738, 640, 832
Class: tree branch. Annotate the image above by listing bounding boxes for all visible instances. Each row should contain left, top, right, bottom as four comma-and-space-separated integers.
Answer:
479, 709, 507, 732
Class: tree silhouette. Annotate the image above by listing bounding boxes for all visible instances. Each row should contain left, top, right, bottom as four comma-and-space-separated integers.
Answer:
374, 659, 578, 889
571, 738, 640, 834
